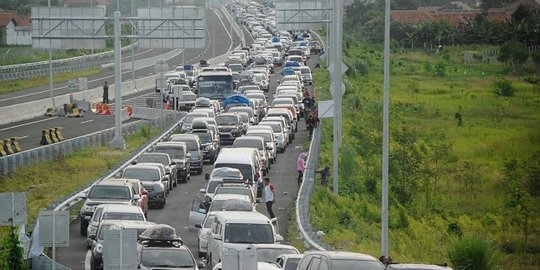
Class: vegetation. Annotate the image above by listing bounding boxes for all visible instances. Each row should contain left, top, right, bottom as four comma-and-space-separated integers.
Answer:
0, 126, 158, 236
310, 26, 539, 270
0, 68, 100, 94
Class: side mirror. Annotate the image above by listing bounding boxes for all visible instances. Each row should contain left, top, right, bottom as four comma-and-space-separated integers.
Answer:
195, 224, 202, 229
199, 188, 206, 193
115, 172, 122, 178
198, 208, 207, 214
197, 261, 206, 269
131, 161, 137, 165
275, 234, 284, 242
88, 235, 97, 240
79, 191, 87, 199
133, 194, 141, 201
187, 153, 192, 158
170, 162, 176, 166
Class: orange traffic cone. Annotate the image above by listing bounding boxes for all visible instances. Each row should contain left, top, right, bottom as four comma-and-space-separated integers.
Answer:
95, 103, 103, 114
165, 99, 172, 110
101, 103, 112, 115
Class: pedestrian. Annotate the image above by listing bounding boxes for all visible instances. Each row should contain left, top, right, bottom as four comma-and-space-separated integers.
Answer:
316, 165, 330, 187
200, 195, 212, 213
263, 178, 276, 219
102, 81, 109, 104
297, 152, 307, 186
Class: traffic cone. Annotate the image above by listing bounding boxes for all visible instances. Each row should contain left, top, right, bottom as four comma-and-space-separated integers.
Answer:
165, 99, 172, 110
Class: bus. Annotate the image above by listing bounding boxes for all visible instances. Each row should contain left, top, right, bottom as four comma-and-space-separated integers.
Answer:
196, 71, 235, 104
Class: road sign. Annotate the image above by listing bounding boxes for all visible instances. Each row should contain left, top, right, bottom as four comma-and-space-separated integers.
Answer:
38, 210, 69, 247
103, 229, 138, 270
318, 100, 334, 118
0, 192, 27, 226
136, 7, 207, 49
154, 61, 170, 74
275, 0, 331, 30
32, 7, 106, 49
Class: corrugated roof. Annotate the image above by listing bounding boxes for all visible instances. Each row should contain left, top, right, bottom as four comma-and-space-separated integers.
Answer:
0, 12, 31, 27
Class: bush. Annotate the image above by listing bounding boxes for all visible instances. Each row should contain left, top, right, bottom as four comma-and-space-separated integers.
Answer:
0, 226, 24, 270
532, 51, 540, 66
492, 78, 515, 97
499, 40, 529, 65
435, 61, 447, 76
448, 237, 500, 270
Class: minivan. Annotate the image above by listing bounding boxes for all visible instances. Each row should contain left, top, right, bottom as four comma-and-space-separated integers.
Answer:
213, 148, 262, 189
169, 134, 204, 174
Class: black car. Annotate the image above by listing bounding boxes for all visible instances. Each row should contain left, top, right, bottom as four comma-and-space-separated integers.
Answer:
190, 129, 220, 163
153, 142, 191, 183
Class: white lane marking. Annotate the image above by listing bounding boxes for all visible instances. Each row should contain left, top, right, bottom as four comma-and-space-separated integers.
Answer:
85, 250, 91, 270
0, 117, 58, 131
81, 119, 94, 124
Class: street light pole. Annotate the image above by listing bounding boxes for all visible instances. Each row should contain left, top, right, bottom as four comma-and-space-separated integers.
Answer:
110, 11, 126, 149
331, 0, 343, 195
381, 0, 391, 259
48, 0, 55, 108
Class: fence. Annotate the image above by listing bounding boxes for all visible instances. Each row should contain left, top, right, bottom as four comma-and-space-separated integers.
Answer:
0, 43, 137, 82
32, 254, 72, 270
0, 113, 181, 176
295, 126, 330, 251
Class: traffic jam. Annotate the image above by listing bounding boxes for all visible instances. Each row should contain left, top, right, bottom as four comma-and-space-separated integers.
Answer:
77, 1, 344, 269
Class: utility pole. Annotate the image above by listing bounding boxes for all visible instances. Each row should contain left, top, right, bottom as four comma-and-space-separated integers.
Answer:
331, 0, 343, 195
48, 0, 54, 108
110, 11, 126, 149
381, 0, 391, 259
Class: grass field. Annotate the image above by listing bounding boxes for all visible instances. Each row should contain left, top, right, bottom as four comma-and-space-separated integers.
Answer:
0, 68, 101, 94
310, 44, 540, 269
0, 46, 108, 66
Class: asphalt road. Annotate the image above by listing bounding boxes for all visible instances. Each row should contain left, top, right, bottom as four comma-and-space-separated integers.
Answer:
54, 51, 320, 270
0, 7, 239, 151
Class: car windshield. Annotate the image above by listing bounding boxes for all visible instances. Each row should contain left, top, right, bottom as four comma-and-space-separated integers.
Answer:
247, 132, 271, 142
332, 260, 383, 270
224, 223, 274, 244
257, 248, 298, 262
103, 212, 144, 221
284, 258, 301, 270
88, 186, 130, 200
260, 123, 282, 133
154, 147, 184, 159
195, 133, 212, 143
141, 249, 195, 268
171, 139, 198, 151
233, 140, 263, 150
185, 114, 207, 123
216, 115, 238, 125
209, 199, 253, 212
123, 168, 160, 181
138, 155, 168, 166
207, 181, 222, 193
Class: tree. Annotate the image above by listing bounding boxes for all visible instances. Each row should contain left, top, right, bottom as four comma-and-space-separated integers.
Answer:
492, 78, 515, 97
0, 224, 25, 270
498, 40, 529, 69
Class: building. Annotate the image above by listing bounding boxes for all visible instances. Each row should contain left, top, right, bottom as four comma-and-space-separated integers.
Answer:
0, 11, 31, 46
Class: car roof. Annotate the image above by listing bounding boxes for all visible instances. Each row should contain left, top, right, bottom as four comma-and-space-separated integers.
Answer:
125, 164, 162, 171
99, 204, 142, 213
212, 193, 251, 201
139, 152, 170, 159
96, 179, 135, 187
214, 211, 271, 223
304, 251, 379, 261
234, 136, 265, 142
155, 141, 187, 148
170, 134, 199, 140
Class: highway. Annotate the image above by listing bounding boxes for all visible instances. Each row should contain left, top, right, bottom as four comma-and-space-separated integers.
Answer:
0, 7, 240, 151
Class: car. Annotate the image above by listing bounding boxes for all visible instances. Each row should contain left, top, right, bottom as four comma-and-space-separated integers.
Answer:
232, 136, 270, 174
135, 152, 178, 188
245, 129, 277, 163
297, 251, 385, 270
122, 164, 168, 208
79, 179, 141, 236
169, 134, 204, 174
188, 193, 254, 232
137, 224, 206, 270
200, 167, 244, 198
105, 178, 149, 218
276, 254, 304, 270
153, 142, 191, 183
86, 204, 146, 249
89, 220, 156, 270
215, 112, 243, 144
181, 112, 208, 133
206, 211, 283, 268
189, 129, 220, 163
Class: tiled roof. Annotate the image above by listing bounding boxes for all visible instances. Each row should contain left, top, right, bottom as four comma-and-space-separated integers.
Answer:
0, 12, 31, 27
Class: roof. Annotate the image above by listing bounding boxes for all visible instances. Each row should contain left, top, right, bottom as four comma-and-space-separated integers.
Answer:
0, 12, 30, 27
304, 251, 380, 261
214, 211, 271, 223
98, 204, 143, 213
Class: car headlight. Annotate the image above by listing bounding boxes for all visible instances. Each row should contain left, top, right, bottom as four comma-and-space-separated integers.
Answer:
83, 205, 95, 212
96, 243, 103, 254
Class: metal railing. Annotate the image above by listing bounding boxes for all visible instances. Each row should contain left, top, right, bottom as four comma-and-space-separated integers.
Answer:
0, 44, 137, 81
32, 254, 72, 270
295, 126, 329, 251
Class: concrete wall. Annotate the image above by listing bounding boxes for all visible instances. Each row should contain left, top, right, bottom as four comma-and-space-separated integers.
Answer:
6, 21, 32, 46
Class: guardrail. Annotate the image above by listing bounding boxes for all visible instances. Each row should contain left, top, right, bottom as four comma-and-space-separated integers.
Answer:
295, 126, 329, 251
0, 113, 180, 176
32, 254, 72, 270
0, 43, 138, 81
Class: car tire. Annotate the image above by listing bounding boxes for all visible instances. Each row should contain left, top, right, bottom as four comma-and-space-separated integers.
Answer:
198, 167, 203, 175
80, 220, 88, 236
159, 200, 165, 209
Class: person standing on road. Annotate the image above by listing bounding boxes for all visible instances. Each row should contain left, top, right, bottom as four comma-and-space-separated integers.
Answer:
102, 81, 109, 104
263, 178, 276, 219
297, 152, 307, 186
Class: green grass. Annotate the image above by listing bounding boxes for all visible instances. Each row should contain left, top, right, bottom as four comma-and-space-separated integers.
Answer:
0, 126, 159, 231
0, 46, 110, 66
310, 44, 540, 269
0, 68, 101, 94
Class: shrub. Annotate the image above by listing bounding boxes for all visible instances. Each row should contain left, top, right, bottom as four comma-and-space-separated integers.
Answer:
435, 61, 447, 76
448, 237, 500, 270
0, 226, 24, 270
498, 40, 529, 65
532, 51, 540, 66
492, 78, 515, 97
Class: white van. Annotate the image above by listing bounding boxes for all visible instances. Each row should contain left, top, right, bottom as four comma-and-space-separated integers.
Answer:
207, 211, 283, 268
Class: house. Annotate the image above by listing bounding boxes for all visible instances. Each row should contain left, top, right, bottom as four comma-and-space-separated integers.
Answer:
0, 11, 31, 46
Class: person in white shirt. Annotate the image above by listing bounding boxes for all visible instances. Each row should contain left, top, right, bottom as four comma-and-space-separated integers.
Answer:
263, 178, 276, 219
